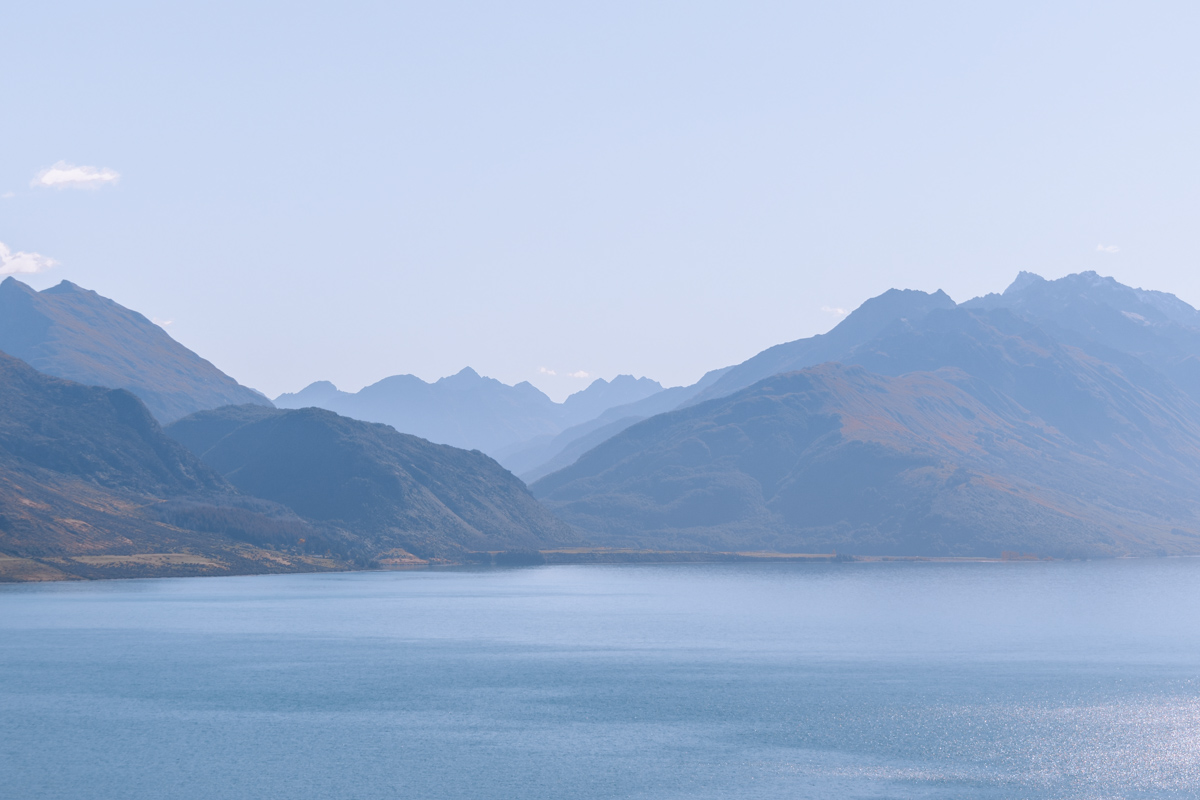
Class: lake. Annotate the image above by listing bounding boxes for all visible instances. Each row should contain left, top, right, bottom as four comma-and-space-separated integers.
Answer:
3, 560, 1200, 799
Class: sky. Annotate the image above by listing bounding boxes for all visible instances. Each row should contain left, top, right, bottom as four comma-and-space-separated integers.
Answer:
3, 1, 1199, 401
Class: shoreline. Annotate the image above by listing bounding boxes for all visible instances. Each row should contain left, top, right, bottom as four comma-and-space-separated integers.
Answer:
0, 548, 1082, 583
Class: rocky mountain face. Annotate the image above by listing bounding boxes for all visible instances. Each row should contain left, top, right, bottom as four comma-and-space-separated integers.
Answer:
533, 276, 1200, 558
965, 271, 1200, 401
0, 278, 272, 423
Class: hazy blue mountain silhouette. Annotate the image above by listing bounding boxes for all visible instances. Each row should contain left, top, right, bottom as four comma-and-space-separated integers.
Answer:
498, 366, 733, 481
166, 405, 579, 559
965, 271, 1200, 401
0, 278, 271, 423
276, 368, 664, 457
559, 374, 663, 425
533, 277, 1200, 557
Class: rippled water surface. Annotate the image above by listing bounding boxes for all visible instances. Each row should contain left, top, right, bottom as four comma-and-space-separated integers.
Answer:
4, 560, 1200, 799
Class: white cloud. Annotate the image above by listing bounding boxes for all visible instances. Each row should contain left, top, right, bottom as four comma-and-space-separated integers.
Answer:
569, 370, 589, 379
538, 366, 557, 376
152, 317, 174, 328
821, 305, 849, 316
1, 192, 14, 199
0, 241, 58, 275
32, 161, 120, 189
1096, 244, 1120, 254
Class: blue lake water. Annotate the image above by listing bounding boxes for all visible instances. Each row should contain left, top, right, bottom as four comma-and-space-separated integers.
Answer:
4, 560, 1200, 799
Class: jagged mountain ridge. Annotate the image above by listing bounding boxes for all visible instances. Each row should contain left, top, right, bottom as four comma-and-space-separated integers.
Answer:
275, 367, 665, 460
0, 278, 272, 423
496, 366, 734, 482
965, 270, 1200, 402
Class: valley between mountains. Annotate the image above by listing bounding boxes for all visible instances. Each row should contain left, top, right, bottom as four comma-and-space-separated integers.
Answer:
3, 269, 1200, 580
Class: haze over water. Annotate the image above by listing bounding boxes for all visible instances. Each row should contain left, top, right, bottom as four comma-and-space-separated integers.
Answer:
4, 561, 1200, 799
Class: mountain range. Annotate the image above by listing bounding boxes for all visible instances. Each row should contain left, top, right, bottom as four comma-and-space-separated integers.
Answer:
275, 369, 668, 466
533, 298, 1200, 557
0, 278, 271, 422
0, 349, 575, 581
6, 268, 1200, 578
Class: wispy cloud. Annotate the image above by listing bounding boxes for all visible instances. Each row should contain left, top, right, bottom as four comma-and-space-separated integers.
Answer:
821, 305, 849, 316
569, 370, 589, 379
1, 192, 14, 199
0, 241, 58, 275
1096, 244, 1120, 254
152, 317, 174, 328
32, 161, 120, 189
538, 366, 557, 376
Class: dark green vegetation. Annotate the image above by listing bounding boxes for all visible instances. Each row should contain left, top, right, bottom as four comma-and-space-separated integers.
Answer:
534, 274, 1200, 558
0, 277, 271, 423
165, 405, 578, 560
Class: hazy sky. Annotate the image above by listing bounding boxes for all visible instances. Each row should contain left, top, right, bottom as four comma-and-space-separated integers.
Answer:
3, 2, 1199, 400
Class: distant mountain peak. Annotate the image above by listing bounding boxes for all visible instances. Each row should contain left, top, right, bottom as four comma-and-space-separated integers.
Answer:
844, 288, 956, 327
274, 364, 667, 457
560, 374, 663, 426
609, 374, 657, 387
43, 279, 89, 295
0, 277, 271, 422
686, 286, 957, 405
0, 276, 36, 294
1004, 271, 1046, 295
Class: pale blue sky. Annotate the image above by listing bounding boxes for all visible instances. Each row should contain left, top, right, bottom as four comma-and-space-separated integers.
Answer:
3, 1, 1198, 400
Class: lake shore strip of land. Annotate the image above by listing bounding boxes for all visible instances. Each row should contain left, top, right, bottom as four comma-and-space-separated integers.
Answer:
1, 549, 1069, 582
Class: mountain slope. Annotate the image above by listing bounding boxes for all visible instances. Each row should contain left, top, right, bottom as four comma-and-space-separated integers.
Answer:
166, 406, 580, 558
533, 307, 1200, 557
0, 278, 271, 423
0, 351, 331, 581
689, 289, 956, 404
843, 306, 1200, 469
